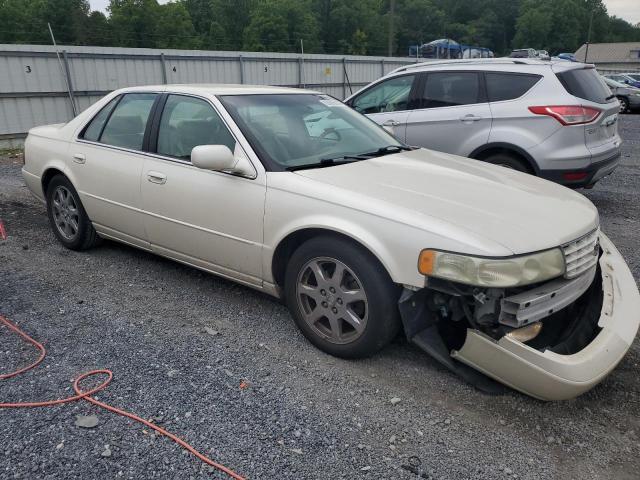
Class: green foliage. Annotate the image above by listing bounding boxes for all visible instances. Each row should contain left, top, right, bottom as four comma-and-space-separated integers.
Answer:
0, 0, 638, 56
243, 0, 319, 52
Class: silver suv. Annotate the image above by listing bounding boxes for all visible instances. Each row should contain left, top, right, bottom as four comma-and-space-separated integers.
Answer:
345, 59, 621, 188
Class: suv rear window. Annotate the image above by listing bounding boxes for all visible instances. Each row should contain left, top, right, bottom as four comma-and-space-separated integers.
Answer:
556, 68, 613, 104
486, 73, 541, 102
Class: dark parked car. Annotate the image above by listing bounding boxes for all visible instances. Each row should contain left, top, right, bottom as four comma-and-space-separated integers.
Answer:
604, 73, 640, 89
602, 76, 640, 113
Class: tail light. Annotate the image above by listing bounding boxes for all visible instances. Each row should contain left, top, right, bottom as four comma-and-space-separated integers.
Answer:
528, 105, 601, 125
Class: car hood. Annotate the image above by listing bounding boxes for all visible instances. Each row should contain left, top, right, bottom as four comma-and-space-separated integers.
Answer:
295, 149, 599, 255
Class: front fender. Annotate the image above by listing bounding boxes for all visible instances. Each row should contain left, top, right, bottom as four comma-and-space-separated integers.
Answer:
264, 195, 429, 289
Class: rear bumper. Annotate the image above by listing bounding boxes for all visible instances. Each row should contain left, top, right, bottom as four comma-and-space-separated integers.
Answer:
538, 149, 621, 188
452, 233, 640, 401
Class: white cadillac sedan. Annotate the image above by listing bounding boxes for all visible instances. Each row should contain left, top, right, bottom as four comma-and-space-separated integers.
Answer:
22, 85, 640, 400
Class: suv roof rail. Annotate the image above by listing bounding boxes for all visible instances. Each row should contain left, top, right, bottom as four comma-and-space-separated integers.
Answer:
389, 57, 549, 75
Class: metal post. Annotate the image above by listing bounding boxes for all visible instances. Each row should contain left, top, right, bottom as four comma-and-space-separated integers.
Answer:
48, 23, 76, 117
342, 57, 347, 99
61, 50, 77, 116
298, 58, 303, 88
239, 55, 244, 84
381, 59, 385, 76
388, 0, 395, 57
159, 53, 168, 84
299, 39, 305, 88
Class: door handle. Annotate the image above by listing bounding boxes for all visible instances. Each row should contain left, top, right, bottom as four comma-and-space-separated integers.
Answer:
147, 171, 167, 184
459, 114, 482, 122
382, 119, 401, 127
72, 153, 86, 164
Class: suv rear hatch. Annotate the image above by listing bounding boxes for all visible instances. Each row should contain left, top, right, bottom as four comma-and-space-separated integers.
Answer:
554, 65, 621, 160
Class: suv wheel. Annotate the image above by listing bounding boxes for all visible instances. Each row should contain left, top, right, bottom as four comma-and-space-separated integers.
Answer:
46, 175, 101, 250
284, 236, 400, 358
484, 153, 530, 173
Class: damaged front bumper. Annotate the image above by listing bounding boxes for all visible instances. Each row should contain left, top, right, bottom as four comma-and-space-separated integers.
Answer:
401, 233, 640, 401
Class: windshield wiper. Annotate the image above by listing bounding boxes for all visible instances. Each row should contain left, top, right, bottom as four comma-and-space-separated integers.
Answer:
286, 157, 363, 171
354, 145, 415, 158
285, 145, 415, 171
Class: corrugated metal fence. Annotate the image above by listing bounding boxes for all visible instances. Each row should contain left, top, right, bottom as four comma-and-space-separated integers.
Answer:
0, 44, 416, 145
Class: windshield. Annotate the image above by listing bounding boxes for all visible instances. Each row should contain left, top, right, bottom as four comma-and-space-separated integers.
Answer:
627, 74, 640, 81
219, 94, 404, 170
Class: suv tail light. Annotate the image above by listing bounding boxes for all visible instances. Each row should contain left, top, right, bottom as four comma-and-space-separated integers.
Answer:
528, 105, 601, 125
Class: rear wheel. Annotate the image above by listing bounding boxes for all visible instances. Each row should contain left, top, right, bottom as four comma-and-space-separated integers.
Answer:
284, 236, 400, 358
484, 153, 531, 173
46, 175, 101, 250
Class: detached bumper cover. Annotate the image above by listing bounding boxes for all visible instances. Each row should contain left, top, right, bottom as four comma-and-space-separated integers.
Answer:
452, 232, 640, 401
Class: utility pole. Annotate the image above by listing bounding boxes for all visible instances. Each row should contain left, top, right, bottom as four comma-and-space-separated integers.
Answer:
584, 5, 595, 62
387, 0, 395, 57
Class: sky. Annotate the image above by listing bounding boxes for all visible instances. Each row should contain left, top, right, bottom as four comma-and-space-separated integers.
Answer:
88, 0, 640, 26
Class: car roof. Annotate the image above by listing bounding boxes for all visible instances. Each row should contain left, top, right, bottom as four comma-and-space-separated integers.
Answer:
115, 84, 319, 96
388, 57, 587, 75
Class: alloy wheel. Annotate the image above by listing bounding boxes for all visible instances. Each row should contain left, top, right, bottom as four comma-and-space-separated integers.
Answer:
296, 257, 368, 345
51, 186, 79, 240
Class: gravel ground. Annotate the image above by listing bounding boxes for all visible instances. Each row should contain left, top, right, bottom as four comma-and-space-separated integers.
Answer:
1, 115, 639, 480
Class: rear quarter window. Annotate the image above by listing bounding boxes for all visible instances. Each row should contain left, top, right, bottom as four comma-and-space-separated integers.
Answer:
556, 68, 614, 104
486, 73, 541, 102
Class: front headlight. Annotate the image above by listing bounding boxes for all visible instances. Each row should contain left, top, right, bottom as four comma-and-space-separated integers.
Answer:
418, 248, 565, 287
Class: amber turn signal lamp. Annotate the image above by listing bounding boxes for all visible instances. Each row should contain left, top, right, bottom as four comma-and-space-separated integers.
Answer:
418, 250, 435, 275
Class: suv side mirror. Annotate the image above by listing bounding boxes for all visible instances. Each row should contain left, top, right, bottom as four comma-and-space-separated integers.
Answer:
191, 144, 256, 178
191, 145, 236, 171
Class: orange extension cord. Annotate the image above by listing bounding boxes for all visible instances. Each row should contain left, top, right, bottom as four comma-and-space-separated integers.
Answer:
0, 315, 246, 480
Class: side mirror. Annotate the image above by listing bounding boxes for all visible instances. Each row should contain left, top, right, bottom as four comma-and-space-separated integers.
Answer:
191, 145, 235, 171
191, 144, 257, 178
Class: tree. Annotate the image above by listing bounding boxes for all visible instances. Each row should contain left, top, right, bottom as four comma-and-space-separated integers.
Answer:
155, 2, 200, 49
1, 0, 639, 55
243, 0, 320, 53
396, 0, 445, 55
82, 11, 112, 46
108, 0, 161, 48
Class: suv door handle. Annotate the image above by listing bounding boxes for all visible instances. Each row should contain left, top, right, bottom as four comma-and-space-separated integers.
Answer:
72, 153, 86, 164
147, 171, 167, 184
382, 119, 400, 127
459, 114, 482, 122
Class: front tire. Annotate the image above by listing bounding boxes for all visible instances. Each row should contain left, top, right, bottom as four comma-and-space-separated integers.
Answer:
284, 235, 400, 358
46, 175, 100, 250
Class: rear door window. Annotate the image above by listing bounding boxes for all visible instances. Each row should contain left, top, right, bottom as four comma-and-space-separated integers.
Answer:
556, 68, 614, 104
419, 72, 482, 108
486, 73, 541, 102
81, 96, 120, 142
99, 93, 157, 150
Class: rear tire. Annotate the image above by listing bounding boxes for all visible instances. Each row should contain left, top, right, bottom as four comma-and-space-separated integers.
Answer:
284, 235, 400, 359
46, 175, 101, 250
484, 153, 531, 173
